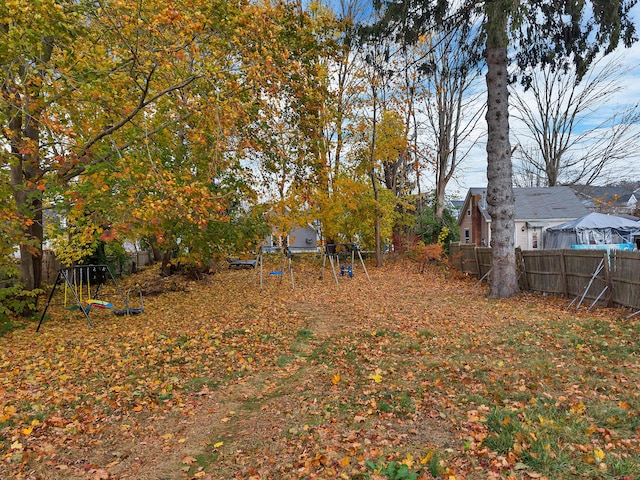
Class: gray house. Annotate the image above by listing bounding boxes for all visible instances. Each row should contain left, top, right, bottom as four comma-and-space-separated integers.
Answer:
265, 223, 320, 251
458, 187, 589, 249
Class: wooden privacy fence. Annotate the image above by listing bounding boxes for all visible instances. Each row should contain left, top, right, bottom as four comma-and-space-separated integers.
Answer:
449, 243, 640, 311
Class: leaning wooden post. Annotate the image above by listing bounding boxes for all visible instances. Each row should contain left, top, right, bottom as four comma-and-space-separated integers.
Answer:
474, 245, 481, 279
559, 250, 568, 297
515, 247, 529, 291
603, 250, 613, 307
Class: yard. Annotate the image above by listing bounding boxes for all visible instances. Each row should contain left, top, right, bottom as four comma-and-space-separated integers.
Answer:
1, 258, 638, 479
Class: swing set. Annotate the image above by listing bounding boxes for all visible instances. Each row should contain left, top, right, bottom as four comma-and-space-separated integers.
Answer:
245, 242, 371, 291
37, 264, 144, 332
321, 243, 370, 285
254, 246, 295, 293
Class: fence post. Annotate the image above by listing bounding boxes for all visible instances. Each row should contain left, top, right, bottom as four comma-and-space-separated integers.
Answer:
559, 250, 568, 296
474, 245, 480, 279
603, 250, 613, 307
515, 247, 529, 291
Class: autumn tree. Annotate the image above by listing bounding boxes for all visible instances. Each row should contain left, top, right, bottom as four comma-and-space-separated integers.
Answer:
2, 0, 333, 296
374, 109, 416, 249
1, 0, 221, 292
1, 0, 84, 292
319, 0, 417, 255
356, 7, 435, 259
319, 0, 369, 185
359, 24, 389, 266
417, 25, 485, 222
511, 55, 640, 187
311, 0, 381, 255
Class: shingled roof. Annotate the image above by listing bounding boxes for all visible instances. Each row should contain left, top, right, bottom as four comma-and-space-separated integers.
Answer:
569, 185, 639, 212
458, 186, 589, 224
514, 187, 589, 221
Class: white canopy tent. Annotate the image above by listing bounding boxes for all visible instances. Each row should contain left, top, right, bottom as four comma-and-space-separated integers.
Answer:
544, 212, 640, 249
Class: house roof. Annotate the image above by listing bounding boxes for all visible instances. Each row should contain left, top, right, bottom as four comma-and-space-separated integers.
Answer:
570, 185, 638, 207
457, 188, 489, 225
514, 187, 589, 221
458, 186, 589, 224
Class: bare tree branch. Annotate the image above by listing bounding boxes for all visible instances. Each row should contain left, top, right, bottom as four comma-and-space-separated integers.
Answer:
511, 54, 639, 186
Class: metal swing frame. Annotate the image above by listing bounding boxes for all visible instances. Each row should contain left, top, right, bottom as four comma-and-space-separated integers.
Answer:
254, 246, 295, 293
37, 264, 131, 331
320, 243, 370, 286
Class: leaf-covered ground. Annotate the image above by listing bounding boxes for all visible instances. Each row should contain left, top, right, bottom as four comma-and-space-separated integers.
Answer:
1, 259, 638, 479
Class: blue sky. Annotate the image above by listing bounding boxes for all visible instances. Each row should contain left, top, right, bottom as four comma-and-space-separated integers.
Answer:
450, 40, 640, 195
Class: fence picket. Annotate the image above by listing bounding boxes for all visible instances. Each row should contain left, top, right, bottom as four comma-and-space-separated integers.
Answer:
451, 243, 640, 310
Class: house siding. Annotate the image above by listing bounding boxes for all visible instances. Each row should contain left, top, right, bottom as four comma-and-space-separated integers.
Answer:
266, 225, 319, 251
458, 187, 589, 250
472, 194, 483, 245
460, 209, 473, 244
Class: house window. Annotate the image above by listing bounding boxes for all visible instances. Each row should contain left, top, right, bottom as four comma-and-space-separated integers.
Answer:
467, 209, 471, 216
464, 229, 470, 243
532, 232, 538, 249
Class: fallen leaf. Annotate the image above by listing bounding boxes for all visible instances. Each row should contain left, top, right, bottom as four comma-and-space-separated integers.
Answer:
594, 448, 605, 461
91, 469, 110, 479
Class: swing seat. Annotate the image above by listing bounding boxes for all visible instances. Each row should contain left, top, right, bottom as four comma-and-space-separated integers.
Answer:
269, 271, 283, 275
87, 299, 113, 309
112, 308, 144, 316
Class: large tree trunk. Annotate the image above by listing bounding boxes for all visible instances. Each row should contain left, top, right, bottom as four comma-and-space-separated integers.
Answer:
485, 1, 519, 298
8, 96, 44, 297
11, 166, 43, 293
6, 38, 53, 299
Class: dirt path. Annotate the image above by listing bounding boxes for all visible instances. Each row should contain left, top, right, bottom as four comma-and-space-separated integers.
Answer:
107, 296, 349, 479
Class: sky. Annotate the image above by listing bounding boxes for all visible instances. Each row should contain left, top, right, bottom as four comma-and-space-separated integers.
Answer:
316, 0, 640, 200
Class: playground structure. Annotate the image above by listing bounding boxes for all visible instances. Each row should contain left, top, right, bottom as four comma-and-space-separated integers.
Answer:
254, 246, 295, 293
37, 264, 144, 331
242, 242, 371, 290
321, 243, 370, 285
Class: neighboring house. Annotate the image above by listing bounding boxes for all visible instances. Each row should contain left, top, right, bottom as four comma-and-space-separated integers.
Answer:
457, 187, 589, 250
458, 188, 491, 246
570, 185, 639, 215
449, 199, 465, 219
265, 222, 320, 251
